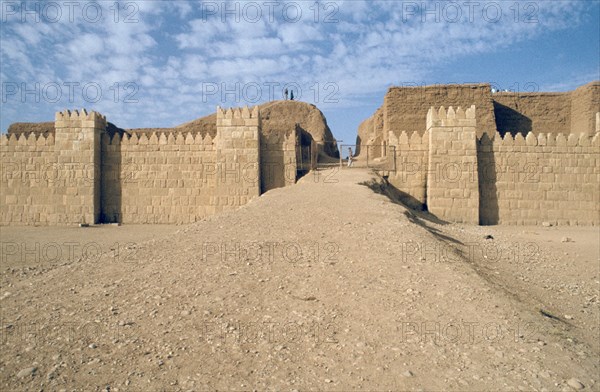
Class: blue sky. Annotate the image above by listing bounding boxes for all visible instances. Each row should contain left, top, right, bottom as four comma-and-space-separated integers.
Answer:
1, 0, 599, 144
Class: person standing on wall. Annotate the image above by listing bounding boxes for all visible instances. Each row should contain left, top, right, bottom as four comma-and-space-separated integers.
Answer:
284, 88, 288, 100
290, 90, 294, 101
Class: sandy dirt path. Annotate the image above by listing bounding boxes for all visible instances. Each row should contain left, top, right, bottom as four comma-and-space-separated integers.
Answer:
1, 168, 598, 391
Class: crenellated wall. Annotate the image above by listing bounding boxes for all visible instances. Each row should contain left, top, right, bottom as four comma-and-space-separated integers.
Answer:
260, 129, 297, 193
386, 130, 429, 208
2, 106, 301, 225
478, 132, 600, 225
383, 84, 497, 139
426, 106, 479, 224
1, 109, 106, 225
1, 132, 58, 225
214, 105, 262, 211
360, 81, 599, 155
385, 104, 600, 225
101, 130, 218, 224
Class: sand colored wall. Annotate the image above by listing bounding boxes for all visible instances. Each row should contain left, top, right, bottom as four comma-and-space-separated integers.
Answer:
570, 82, 600, 134
383, 84, 496, 138
214, 106, 261, 210
101, 131, 219, 224
362, 82, 598, 155
385, 101, 599, 225
426, 106, 479, 224
356, 107, 384, 157
1, 106, 287, 225
478, 132, 600, 225
493, 92, 571, 135
387, 130, 428, 208
260, 129, 297, 193
493, 82, 599, 136
1, 109, 105, 225
1, 133, 57, 225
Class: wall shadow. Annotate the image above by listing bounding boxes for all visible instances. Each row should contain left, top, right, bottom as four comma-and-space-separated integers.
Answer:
477, 134, 499, 225
261, 131, 287, 194
295, 124, 313, 179
99, 123, 123, 223
359, 176, 467, 247
493, 101, 532, 137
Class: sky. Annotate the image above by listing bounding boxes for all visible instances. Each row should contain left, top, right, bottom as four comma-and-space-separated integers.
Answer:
1, 0, 599, 144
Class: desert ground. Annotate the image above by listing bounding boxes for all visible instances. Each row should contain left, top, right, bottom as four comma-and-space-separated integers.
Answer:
0, 168, 598, 391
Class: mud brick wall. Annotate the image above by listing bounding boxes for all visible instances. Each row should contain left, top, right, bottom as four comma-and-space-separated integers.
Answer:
260, 129, 297, 193
493, 81, 599, 136
387, 130, 429, 209
101, 131, 218, 224
1, 106, 266, 225
1, 109, 105, 225
493, 92, 571, 135
384, 84, 496, 139
1, 133, 57, 225
570, 82, 600, 134
426, 106, 479, 224
478, 132, 600, 225
214, 106, 261, 212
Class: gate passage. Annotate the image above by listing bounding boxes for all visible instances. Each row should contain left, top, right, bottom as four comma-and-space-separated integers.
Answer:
339, 144, 396, 171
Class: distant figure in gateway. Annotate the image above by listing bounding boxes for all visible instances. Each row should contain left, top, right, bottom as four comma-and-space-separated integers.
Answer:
284, 88, 288, 100
290, 90, 294, 100
347, 147, 353, 167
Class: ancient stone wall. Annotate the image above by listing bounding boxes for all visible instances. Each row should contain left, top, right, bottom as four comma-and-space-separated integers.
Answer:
101, 130, 219, 224
1, 132, 58, 225
570, 82, 600, 135
214, 106, 261, 211
385, 102, 599, 225
260, 129, 297, 193
363, 82, 599, 154
383, 84, 496, 139
386, 130, 428, 209
1, 109, 105, 225
426, 106, 479, 224
1, 105, 300, 225
493, 92, 571, 135
478, 132, 600, 225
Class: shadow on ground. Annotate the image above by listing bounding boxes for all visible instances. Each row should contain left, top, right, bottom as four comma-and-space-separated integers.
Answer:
358, 173, 466, 250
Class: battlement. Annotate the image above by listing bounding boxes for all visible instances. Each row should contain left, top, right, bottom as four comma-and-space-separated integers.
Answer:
426, 105, 476, 129
103, 131, 214, 146
388, 130, 428, 151
477, 131, 600, 148
1, 132, 55, 147
54, 109, 107, 129
216, 105, 260, 127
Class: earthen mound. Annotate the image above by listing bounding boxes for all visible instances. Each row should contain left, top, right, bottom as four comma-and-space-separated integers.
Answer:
177, 101, 339, 157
